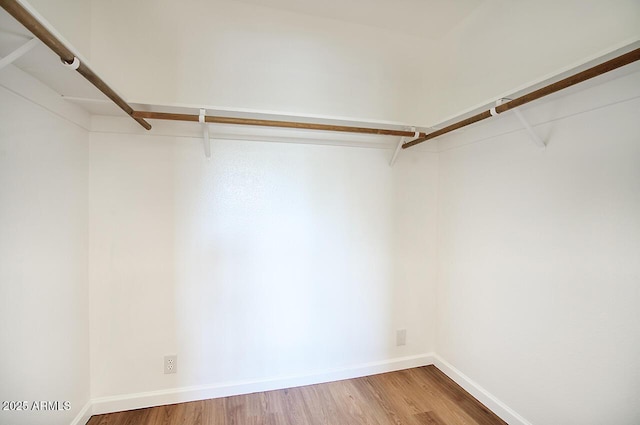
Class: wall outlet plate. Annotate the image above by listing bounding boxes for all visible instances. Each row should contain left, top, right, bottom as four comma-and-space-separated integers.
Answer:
396, 329, 407, 346
164, 355, 177, 374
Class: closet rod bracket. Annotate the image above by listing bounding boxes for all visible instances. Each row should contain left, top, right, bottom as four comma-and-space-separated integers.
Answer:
0, 37, 38, 70
496, 98, 545, 149
61, 56, 80, 70
390, 127, 418, 166
200, 108, 212, 158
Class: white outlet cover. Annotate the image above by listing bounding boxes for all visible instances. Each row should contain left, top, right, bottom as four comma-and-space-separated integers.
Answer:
396, 329, 407, 346
164, 355, 177, 374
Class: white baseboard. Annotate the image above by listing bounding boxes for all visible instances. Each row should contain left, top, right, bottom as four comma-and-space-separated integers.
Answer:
432, 354, 532, 425
87, 353, 530, 425
69, 400, 92, 425
91, 353, 435, 415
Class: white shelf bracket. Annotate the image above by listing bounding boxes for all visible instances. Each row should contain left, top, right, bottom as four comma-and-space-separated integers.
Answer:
0, 37, 38, 70
495, 98, 545, 149
390, 127, 417, 167
199, 108, 211, 158
389, 137, 404, 167
513, 109, 546, 149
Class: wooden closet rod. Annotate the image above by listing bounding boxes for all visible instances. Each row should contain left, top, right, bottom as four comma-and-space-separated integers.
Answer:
0, 0, 152, 130
132, 111, 429, 138
403, 47, 640, 149
5, 0, 635, 140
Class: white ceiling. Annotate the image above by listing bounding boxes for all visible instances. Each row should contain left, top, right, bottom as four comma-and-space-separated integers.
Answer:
237, 0, 485, 40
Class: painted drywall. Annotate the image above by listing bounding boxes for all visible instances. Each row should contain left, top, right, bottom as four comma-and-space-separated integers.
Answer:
23, 0, 92, 59
87, 0, 639, 127
89, 132, 438, 399
88, 0, 442, 125
432, 0, 640, 124
3, 2, 638, 420
435, 68, 640, 424
0, 74, 90, 424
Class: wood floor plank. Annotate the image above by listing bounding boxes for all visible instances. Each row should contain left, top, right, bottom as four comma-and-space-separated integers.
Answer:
350, 376, 409, 425
413, 411, 447, 425
297, 384, 340, 425
328, 379, 385, 425
416, 367, 508, 425
362, 369, 438, 425
87, 366, 506, 425
202, 396, 227, 425
291, 386, 322, 425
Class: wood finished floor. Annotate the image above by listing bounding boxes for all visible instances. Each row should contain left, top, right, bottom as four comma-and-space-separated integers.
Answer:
87, 366, 507, 425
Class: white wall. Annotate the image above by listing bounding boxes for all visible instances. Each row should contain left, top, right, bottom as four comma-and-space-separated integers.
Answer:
435, 69, 640, 424
0, 75, 90, 424
24, 0, 92, 59
87, 0, 639, 127
432, 0, 640, 124
89, 0, 441, 125
4, 3, 639, 422
89, 131, 438, 400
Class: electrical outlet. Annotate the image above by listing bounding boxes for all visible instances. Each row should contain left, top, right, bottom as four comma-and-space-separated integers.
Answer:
164, 355, 177, 374
396, 329, 407, 346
